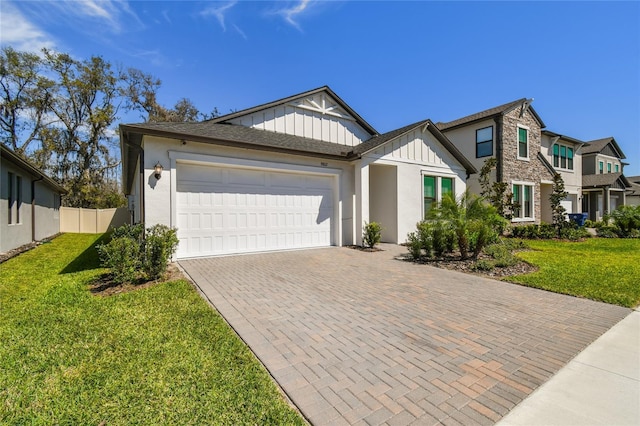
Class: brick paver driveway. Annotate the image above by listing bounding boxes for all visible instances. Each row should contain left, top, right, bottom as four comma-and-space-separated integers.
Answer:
180, 245, 629, 425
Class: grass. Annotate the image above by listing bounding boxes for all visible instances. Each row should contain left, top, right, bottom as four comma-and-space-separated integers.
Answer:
507, 238, 640, 308
0, 234, 304, 425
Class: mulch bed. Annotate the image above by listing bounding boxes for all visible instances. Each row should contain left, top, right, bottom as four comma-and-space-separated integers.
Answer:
89, 263, 188, 297
347, 245, 383, 252
398, 251, 538, 279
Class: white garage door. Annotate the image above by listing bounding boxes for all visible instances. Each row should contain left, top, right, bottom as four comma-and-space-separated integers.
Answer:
176, 163, 334, 258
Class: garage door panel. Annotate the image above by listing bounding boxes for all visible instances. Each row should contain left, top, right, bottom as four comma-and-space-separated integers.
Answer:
176, 164, 334, 258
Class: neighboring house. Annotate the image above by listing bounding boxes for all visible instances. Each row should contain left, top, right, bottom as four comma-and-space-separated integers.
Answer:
581, 137, 631, 221
625, 176, 640, 207
0, 144, 66, 254
539, 130, 584, 223
120, 86, 476, 259
437, 99, 556, 224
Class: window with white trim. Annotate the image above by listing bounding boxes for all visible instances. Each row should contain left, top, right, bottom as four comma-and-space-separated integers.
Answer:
423, 175, 454, 218
553, 143, 574, 170
517, 127, 529, 159
512, 183, 534, 220
476, 126, 493, 158
615, 164, 619, 173
599, 161, 604, 174
607, 162, 612, 173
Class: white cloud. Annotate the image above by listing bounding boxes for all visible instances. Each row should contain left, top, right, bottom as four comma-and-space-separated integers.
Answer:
200, 1, 237, 32
0, 2, 55, 53
233, 24, 247, 40
275, 0, 312, 31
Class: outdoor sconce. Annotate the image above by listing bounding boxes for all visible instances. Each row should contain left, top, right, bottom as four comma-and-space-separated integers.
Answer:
154, 161, 164, 179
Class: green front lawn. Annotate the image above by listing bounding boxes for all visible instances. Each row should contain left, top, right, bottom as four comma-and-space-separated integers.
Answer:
508, 238, 640, 308
0, 234, 304, 425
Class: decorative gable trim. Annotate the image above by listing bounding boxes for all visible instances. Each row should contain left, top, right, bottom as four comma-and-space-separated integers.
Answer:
209, 86, 378, 136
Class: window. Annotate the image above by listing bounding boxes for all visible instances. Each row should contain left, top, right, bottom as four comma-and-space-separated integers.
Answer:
599, 161, 604, 174
553, 143, 574, 170
16, 176, 22, 224
512, 183, 534, 220
567, 147, 573, 169
423, 175, 455, 218
441, 177, 454, 198
8, 172, 13, 224
615, 164, 619, 173
607, 163, 612, 173
424, 176, 436, 216
518, 127, 528, 159
476, 126, 493, 158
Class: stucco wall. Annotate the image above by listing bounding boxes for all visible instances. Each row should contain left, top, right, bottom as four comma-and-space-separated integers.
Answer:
140, 136, 357, 246
369, 164, 398, 242
1, 158, 61, 253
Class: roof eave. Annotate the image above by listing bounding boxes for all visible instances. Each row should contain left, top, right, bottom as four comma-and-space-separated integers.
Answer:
120, 125, 351, 163
0, 145, 67, 194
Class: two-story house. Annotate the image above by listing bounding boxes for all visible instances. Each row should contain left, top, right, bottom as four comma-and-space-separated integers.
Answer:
581, 137, 631, 221
539, 130, 584, 223
437, 99, 556, 224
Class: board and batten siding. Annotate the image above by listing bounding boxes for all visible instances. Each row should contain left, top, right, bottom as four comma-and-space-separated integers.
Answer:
366, 127, 463, 170
228, 93, 371, 146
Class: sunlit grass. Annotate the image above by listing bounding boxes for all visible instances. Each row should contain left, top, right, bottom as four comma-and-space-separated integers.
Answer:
507, 238, 640, 308
0, 234, 303, 425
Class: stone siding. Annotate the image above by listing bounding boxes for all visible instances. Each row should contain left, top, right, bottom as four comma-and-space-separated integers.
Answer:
500, 106, 551, 223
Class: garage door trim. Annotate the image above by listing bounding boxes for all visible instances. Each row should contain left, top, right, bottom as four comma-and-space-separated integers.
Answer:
168, 150, 342, 257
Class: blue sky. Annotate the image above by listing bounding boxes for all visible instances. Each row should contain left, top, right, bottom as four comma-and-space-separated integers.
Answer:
2, 0, 639, 175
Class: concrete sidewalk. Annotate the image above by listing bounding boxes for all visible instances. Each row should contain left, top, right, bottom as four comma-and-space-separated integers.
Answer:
498, 308, 640, 426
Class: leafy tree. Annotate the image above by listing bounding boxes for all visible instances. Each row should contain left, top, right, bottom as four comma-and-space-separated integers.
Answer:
1, 46, 215, 208
0, 47, 54, 155
122, 68, 218, 122
479, 157, 514, 221
550, 173, 568, 233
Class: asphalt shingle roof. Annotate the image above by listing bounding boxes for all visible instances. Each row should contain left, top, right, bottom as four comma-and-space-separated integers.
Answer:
121, 121, 354, 159
582, 172, 631, 188
436, 98, 546, 130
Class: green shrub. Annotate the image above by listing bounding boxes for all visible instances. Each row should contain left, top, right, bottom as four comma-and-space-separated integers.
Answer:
596, 225, 619, 238
472, 259, 494, 271
538, 223, 557, 239
416, 221, 433, 257
558, 223, 590, 241
431, 221, 448, 258
363, 221, 382, 249
611, 205, 640, 237
111, 223, 144, 241
97, 236, 141, 284
484, 242, 519, 267
584, 219, 596, 228
143, 224, 179, 280
406, 232, 422, 260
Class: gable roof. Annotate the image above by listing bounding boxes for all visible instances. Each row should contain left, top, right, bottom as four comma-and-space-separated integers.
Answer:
0, 144, 66, 194
353, 119, 477, 175
581, 137, 626, 159
208, 86, 379, 137
541, 130, 584, 146
436, 98, 546, 131
582, 172, 631, 189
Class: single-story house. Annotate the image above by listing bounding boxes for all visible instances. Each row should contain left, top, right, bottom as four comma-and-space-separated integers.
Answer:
120, 86, 476, 259
1, 144, 66, 254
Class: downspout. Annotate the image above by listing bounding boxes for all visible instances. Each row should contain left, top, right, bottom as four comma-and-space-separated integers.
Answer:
139, 148, 145, 226
31, 176, 44, 242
